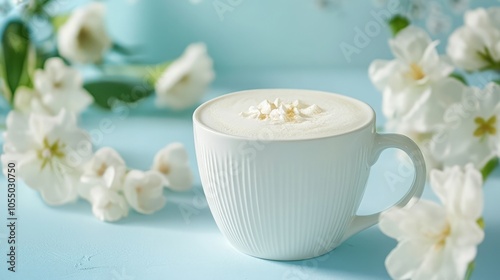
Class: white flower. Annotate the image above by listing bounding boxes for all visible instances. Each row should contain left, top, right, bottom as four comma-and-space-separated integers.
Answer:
78, 147, 127, 201
155, 43, 215, 110
31, 57, 93, 115
90, 186, 128, 222
57, 2, 112, 64
13, 86, 46, 114
1, 110, 92, 205
123, 170, 166, 214
152, 143, 193, 191
369, 26, 458, 134
447, 7, 500, 71
430, 82, 500, 169
380, 164, 484, 280
240, 99, 323, 123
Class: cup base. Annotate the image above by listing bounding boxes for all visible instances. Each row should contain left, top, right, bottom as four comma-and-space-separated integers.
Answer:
228, 242, 340, 261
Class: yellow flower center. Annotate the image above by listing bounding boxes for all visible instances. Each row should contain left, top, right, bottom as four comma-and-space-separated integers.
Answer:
407, 63, 426, 81
53, 80, 63, 89
38, 137, 65, 169
284, 107, 296, 120
434, 224, 451, 250
159, 162, 170, 175
96, 163, 108, 177
77, 27, 92, 45
474, 116, 497, 137
178, 74, 190, 85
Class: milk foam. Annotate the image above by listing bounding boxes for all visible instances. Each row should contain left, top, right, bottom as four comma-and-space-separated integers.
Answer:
196, 89, 373, 140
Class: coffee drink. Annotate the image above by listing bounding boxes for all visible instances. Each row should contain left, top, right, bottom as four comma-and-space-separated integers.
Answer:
197, 89, 372, 140
193, 89, 426, 260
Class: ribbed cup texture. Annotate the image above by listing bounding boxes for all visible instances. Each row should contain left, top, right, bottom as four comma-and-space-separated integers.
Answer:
197, 138, 371, 260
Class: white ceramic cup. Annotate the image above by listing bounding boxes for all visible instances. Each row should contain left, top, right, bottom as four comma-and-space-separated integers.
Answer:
193, 89, 426, 261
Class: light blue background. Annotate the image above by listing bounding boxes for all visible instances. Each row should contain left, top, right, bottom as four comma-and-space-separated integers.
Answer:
102, 0, 496, 69
0, 1, 499, 279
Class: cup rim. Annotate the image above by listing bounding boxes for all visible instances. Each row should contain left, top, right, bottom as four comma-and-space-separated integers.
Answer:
193, 89, 376, 142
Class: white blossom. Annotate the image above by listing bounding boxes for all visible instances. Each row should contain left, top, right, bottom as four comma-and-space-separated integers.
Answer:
369, 26, 458, 134
380, 164, 484, 280
57, 2, 112, 64
123, 170, 166, 214
1, 110, 91, 205
90, 186, 128, 222
152, 143, 193, 192
447, 7, 500, 71
78, 147, 126, 201
31, 57, 93, 115
430, 82, 500, 169
155, 43, 214, 110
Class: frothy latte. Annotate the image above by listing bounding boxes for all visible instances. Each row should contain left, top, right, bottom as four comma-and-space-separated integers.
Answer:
195, 89, 373, 140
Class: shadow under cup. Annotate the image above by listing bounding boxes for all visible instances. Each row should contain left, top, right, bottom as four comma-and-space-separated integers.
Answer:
193, 89, 426, 261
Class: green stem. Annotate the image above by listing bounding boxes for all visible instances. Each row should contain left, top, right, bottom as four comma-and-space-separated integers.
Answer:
465, 261, 475, 280
99, 62, 170, 86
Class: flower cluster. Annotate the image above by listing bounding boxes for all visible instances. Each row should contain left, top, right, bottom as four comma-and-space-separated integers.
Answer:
0, 2, 201, 222
1, 2, 214, 113
14, 57, 93, 116
54, 2, 214, 111
80, 144, 192, 222
369, 13, 500, 171
370, 7, 500, 280
1, 109, 193, 222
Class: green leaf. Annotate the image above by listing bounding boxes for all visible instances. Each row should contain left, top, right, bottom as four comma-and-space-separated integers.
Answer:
1, 19, 31, 104
477, 48, 500, 71
481, 157, 498, 181
388, 15, 410, 37
24, 0, 54, 18
449, 72, 468, 85
84, 77, 154, 109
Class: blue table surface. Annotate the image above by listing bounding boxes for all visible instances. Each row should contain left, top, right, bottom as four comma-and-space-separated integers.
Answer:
0, 69, 498, 280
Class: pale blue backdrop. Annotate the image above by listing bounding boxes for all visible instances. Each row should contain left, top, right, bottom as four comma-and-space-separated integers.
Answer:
101, 0, 495, 69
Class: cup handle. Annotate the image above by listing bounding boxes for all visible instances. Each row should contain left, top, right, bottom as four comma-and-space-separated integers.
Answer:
340, 133, 426, 242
